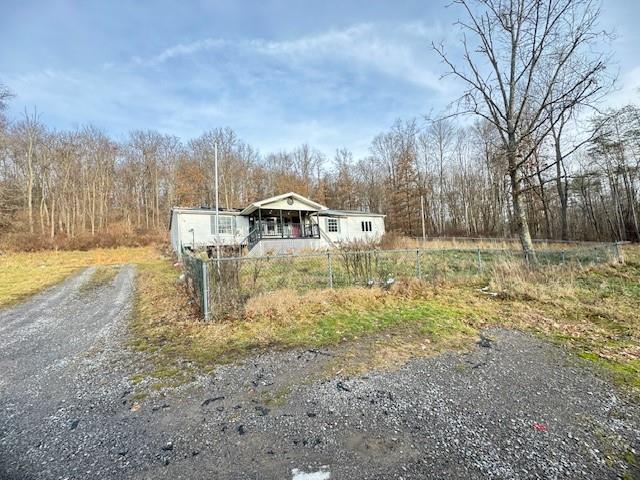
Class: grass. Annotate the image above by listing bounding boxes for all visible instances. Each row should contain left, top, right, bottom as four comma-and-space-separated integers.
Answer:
79, 266, 120, 293
479, 247, 640, 393
0, 246, 161, 307
130, 259, 481, 382
4, 240, 623, 398
204, 244, 615, 321
131, 244, 640, 397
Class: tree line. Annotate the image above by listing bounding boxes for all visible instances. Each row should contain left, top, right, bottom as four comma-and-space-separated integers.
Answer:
0, 0, 638, 250
1, 102, 638, 246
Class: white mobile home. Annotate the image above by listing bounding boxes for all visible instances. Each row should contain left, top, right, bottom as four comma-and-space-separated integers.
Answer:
169, 192, 386, 256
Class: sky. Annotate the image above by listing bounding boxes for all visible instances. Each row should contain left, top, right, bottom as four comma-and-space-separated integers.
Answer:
1, 0, 639, 158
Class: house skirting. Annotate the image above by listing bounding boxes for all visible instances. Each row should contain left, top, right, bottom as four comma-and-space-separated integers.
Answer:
246, 237, 332, 257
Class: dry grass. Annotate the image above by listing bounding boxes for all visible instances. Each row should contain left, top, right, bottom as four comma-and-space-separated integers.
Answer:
487, 258, 583, 301
132, 245, 640, 393
0, 223, 166, 253
0, 246, 161, 307
323, 323, 476, 377
131, 260, 478, 380
380, 232, 606, 252
79, 266, 120, 294
476, 247, 640, 390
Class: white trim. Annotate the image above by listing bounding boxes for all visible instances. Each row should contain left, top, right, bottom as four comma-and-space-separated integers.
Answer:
239, 192, 327, 215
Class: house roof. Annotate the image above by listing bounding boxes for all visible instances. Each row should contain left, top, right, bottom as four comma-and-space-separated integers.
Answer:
171, 206, 242, 213
316, 209, 386, 218
168, 206, 242, 230
169, 192, 385, 229
239, 192, 328, 215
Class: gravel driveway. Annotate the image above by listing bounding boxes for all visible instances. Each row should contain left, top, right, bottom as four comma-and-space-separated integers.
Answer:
0, 266, 638, 480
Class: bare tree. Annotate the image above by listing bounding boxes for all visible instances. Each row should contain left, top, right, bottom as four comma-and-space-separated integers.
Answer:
10, 109, 43, 235
425, 118, 455, 234
435, 0, 610, 258
0, 83, 12, 112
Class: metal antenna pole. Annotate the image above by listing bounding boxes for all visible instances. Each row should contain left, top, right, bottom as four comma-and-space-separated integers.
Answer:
212, 141, 221, 321
214, 141, 221, 262
420, 195, 426, 245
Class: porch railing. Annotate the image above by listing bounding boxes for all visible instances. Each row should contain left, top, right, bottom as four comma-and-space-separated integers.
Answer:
246, 228, 260, 251
254, 221, 320, 239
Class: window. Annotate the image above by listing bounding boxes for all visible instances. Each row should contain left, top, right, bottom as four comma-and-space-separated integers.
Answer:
212, 215, 234, 235
361, 221, 372, 232
327, 218, 339, 233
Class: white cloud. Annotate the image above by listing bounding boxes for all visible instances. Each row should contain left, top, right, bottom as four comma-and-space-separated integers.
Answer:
129, 22, 444, 91
134, 38, 226, 67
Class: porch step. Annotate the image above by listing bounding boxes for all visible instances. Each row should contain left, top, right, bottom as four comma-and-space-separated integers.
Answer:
247, 238, 332, 257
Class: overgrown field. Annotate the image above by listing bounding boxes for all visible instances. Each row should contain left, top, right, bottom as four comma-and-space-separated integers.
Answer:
1, 241, 636, 394
132, 245, 640, 393
0, 246, 161, 307
198, 244, 616, 321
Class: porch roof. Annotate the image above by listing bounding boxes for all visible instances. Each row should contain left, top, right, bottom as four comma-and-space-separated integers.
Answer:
239, 192, 327, 216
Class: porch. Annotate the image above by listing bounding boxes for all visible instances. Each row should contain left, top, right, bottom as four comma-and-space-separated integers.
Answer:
246, 209, 320, 251
248, 209, 320, 239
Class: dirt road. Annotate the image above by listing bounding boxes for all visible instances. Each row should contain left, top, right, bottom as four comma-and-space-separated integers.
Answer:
0, 266, 638, 479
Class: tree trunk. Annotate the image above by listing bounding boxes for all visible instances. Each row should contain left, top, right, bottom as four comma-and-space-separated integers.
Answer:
535, 159, 552, 238
508, 150, 536, 262
50, 197, 55, 239
554, 139, 569, 240
26, 137, 34, 234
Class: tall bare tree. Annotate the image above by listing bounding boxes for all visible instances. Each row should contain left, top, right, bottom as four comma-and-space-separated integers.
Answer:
435, 0, 609, 258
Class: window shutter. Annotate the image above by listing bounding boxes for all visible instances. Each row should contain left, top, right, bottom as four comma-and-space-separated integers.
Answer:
337, 218, 341, 233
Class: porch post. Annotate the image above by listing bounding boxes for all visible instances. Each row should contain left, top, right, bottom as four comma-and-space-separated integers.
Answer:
279, 209, 284, 238
258, 207, 262, 238
299, 209, 303, 237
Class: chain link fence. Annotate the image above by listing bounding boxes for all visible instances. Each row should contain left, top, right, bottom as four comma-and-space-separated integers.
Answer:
182, 243, 622, 321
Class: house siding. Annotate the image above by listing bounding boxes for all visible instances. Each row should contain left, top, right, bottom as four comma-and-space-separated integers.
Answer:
172, 211, 249, 253
169, 193, 386, 255
320, 215, 385, 244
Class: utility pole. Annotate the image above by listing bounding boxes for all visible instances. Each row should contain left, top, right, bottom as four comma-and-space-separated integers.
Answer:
420, 195, 426, 245
212, 140, 221, 321
214, 141, 220, 262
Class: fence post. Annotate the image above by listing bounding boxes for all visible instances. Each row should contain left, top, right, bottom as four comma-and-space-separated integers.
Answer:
614, 241, 621, 261
476, 247, 482, 272
561, 251, 566, 264
416, 249, 421, 279
327, 252, 333, 288
202, 260, 210, 322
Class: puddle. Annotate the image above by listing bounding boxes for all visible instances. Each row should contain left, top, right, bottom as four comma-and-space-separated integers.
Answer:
291, 465, 331, 479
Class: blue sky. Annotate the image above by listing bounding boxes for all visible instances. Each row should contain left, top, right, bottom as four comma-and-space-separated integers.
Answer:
1, 0, 639, 157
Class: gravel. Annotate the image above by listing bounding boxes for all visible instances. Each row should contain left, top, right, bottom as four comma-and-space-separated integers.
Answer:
0, 266, 638, 479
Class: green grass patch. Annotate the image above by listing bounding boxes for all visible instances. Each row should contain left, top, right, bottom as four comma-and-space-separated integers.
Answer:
578, 352, 640, 391
304, 302, 472, 346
